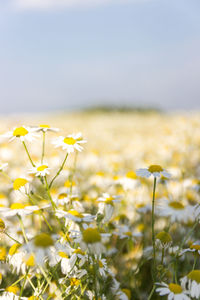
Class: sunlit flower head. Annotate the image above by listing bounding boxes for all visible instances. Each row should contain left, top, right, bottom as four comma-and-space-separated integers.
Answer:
52, 132, 87, 153
156, 282, 190, 299
34, 124, 59, 133
136, 165, 171, 179
181, 270, 200, 299
29, 164, 50, 177
2, 126, 39, 142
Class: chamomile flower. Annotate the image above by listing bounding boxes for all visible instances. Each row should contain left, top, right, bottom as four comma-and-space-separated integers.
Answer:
181, 242, 200, 256
22, 233, 58, 266
29, 164, 50, 177
97, 193, 120, 223
136, 164, 171, 178
0, 203, 38, 218
156, 282, 190, 299
181, 270, 200, 299
157, 198, 194, 223
34, 124, 59, 133
52, 132, 87, 153
2, 126, 38, 143
13, 178, 29, 193
56, 209, 94, 224
156, 231, 172, 249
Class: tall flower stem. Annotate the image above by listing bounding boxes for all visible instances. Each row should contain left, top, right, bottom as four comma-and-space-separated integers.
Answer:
22, 141, 35, 167
49, 152, 68, 188
152, 177, 157, 281
41, 131, 46, 164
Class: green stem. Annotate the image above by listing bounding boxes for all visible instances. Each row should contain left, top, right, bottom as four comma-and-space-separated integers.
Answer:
44, 176, 57, 210
152, 177, 157, 282
18, 215, 28, 244
193, 254, 198, 270
147, 284, 156, 300
22, 141, 35, 167
161, 247, 165, 265
5, 232, 22, 245
41, 131, 45, 164
19, 268, 29, 299
49, 153, 68, 189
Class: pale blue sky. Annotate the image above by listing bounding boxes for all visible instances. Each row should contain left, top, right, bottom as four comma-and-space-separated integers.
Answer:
0, 0, 200, 113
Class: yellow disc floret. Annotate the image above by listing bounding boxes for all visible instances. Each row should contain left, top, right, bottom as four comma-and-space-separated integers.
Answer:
83, 228, 101, 244
126, 171, 137, 179
13, 178, 28, 190
0, 247, 6, 260
9, 243, 21, 256
156, 231, 172, 244
68, 210, 84, 219
5, 285, 19, 294
63, 137, 76, 145
0, 218, 5, 232
34, 233, 54, 248
168, 201, 184, 210
58, 251, 68, 259
190, 244, 200, 251
37, 165, 48, 171
13, 127, 28, 137
39, 124, 50, 128
10, 203, 25, 210
70, 278, 80, 286
148, 165, 163, 173
168, 283, 182, 294
187, 270, 200, 283
25, 254, 35, 267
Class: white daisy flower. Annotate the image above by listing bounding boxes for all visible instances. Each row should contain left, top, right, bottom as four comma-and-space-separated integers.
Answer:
2, 126, 39, 143
157, 198, 194, 223
136, 165, 171, 178
29, 164, 50, 177
181, 270, 200, 299
52, 132, 87, 153
34, 124, 59, 133
156, 282, 190, 299
0, 203, 38, 218
97, 193, 120, 223
155, 231, 172, 249
181, 242, 200, 256
56, 209, 94, 224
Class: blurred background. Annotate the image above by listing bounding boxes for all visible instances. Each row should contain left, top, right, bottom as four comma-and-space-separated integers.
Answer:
0, 0, 200, 114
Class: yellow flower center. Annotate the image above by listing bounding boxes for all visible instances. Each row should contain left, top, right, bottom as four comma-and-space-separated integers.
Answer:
68, 210, 83, 218
187, 270, 200, 283
13, 178, 28, 190
190, 244, 200, 251
168, 283, 182, 294
156, 231, 172, 244
37, 165, 48, 171
58, 251, 68, 258
58, 193, 68, 199
148, 165, 163, 173
34, 233, 54, 248
0, 218, 5, 232
63, 137, 76, 145
126, 171, 137, 179
168, 201, 184, 210
99, 260, 103, 268
83, 228, 101, 244
5, 285, 19, 294
10, 203, 25, 210
125, 231, 132, 237
0, 247, 6, 260
9, 243, 21, 256
70, 278, 80, 286
13, 127, 28, 137
39, 124, 50, 128
25, 254, 35, 267
121, 289, 131, 299
105, 196, 114, 205
73, 249, 85, 255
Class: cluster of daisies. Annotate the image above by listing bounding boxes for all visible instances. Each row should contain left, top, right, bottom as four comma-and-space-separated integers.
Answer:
0, 116, 199, 300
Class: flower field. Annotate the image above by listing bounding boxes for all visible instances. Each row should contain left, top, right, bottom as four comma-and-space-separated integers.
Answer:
0, 110, 200, 299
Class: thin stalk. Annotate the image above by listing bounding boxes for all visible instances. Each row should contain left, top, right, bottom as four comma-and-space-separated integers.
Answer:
19, 268, 29, 299
22, 141, 35, 167
41, 131, 45, 164
44, 176, 57, 210
152, 177, 157, 281
49, 153, 68, 189
18, 215, 28, 244
147, 285, 156, 300
5, 232, 22, 245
